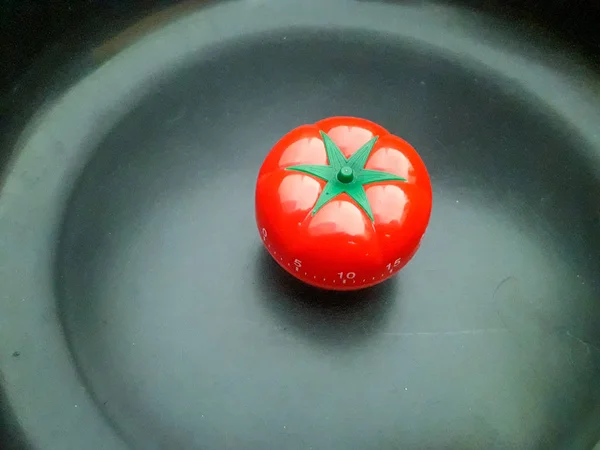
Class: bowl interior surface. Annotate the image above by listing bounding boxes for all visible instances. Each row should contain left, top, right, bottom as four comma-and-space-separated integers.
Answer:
56, 29, 600, 449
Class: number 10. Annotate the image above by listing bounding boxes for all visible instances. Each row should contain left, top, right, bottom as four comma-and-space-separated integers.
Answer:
338, 272, 356, 280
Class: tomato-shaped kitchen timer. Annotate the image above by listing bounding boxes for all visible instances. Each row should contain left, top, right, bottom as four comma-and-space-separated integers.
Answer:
255, 117, 432, 291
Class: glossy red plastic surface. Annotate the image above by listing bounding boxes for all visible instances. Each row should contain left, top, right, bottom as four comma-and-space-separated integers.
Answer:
255, 117, 432, 290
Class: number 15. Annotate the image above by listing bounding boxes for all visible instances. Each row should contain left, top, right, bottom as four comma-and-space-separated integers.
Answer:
386, 258, 402, 272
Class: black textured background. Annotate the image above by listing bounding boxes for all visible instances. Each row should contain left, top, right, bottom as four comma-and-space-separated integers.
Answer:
1, 0, 598, 94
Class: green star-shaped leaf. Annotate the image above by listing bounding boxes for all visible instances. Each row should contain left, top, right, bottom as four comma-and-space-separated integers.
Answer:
286, 131, 406, 221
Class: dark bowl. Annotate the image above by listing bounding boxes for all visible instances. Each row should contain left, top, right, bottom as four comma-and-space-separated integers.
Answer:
1, 1, 599, 449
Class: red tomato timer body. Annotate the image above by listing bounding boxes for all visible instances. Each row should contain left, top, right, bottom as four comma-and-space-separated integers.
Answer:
255, 117, 432, 291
